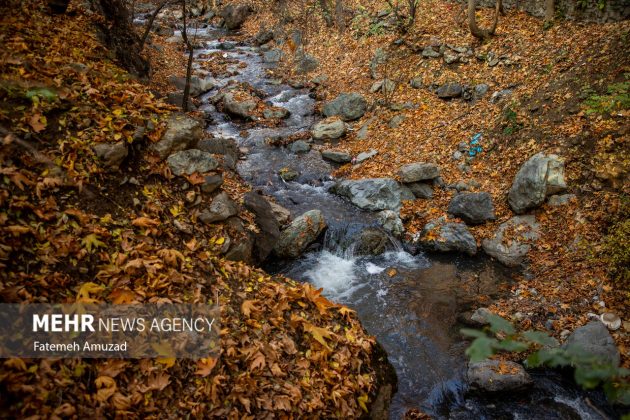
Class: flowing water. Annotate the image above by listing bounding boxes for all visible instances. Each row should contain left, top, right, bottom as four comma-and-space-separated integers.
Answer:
178, 25, 614, 419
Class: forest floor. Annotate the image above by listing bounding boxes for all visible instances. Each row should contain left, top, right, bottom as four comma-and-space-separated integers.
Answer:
234, 0, 630, 369
0, 0, 628, 417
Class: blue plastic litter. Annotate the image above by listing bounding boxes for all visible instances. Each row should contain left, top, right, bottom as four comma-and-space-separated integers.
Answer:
469, 133, 483, 157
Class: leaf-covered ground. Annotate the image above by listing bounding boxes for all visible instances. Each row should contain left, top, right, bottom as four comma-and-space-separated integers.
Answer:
0, 1, 387, 417
235, 0, 629, 367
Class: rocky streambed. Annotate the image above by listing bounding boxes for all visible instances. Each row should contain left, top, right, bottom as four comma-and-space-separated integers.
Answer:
147, 17, 620, 419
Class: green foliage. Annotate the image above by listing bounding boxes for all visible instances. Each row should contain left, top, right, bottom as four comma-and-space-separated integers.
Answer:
462, 315, 630, 405
502, 107, 523, 135
583, 75, 630, 115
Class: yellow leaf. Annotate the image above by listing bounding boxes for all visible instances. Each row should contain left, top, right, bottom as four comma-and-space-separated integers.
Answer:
77, 282, 105, 302
358, 394, 369, 412
303, 322, 334, 351
81, 233, 105, 253
215, 237, 225, 245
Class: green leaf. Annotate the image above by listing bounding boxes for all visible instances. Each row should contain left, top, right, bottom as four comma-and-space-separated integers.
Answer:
495, 339, 529, 352
25, 87, 57, 102
460, 328, 489, 339
465, 337, 498, 363
522, 330, 558, 347
486, 313, 515, 335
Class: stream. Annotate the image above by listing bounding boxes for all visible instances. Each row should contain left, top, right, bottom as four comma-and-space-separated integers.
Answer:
173, 24, 614, 419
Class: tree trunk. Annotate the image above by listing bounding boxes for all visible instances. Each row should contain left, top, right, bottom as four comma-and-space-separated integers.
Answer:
468, 0, 500, 40
544, 0, 555, 23
335, 0, 345, 32
180, 0, 194, 112
140, 0, 169, 51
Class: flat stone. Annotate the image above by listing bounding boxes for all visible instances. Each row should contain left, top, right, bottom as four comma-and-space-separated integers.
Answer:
167, 149, 218, 176
331, 178, 413, 211
448, 192, 496, 224
419, 217, 477, 255
468, 360, 532, 393
274, 210, 327, 258
407, 182, 433, 199
312, 117, 347, 141
563, 321, 620, 367
399, 162, 440, 183
321, 150, 352, 163
482, 215, 540, 267
199, 192, 238, 224
150, 114, 202, 160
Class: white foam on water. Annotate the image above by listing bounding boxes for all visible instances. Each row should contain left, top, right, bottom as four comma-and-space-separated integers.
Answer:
365, 262, 386, 275
303, 250, 361, 300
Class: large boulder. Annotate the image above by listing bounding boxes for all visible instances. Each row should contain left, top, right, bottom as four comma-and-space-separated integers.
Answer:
563, 321, 620, 367
330, 178, 414, 211
323, 93, 367, 121
220, 4, 251, 30
199, 192, 238, 224
312, 118, 347, 141
448, 192, 496, 224
197, 137, 239, 169
481, 215, 539, 267
467, 360, 532, 393
243, 192, 281, 262
418, 217, 477, 255
93, 141, 127, 170
223, 91, 258, 119
150, 114, 203, 160
166, 149, 218, 176
377, 210, 404, 237
508, 153, 567, 214
398, 163, 440, 183
352, 227, 392, 256
274, 210, 327, 258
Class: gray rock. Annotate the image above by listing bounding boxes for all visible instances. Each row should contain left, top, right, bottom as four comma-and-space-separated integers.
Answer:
295, 53, 319, 74
167, 149, 218, 176
369, 48, 387, 79
563, 321, 620, 367
399, 162, 440, 183
196, 137, 238, 169
437, 83, 463, 99
482, 215, 540, 267
356, 122, 369, 140
323, 92, 367, 121
244, 192, 281, 262
355, 149, 378, 164
150, 114, 202, 160
371, 79, 396, 94
253, 29, 273, 45
167, 75, 215, 97
452, 150, 463, 160
448, 192, 496, 224
418, 217, 477, 255
490, 89, 513, 104
388, 114, 405, 128
223, 91, 257, 119
377, 210, 404, 237
312, 118, 347, 141
474, 84, 489, 98
223, 217, 253, 263
199, 192, 238, 224
468, 360, 532, 393
289, 140, 311, 154
410, 77, 423, 89
166, 92, 196, 110
274, 210, 327, 258
353, 227, 392, 256
263, 49, 283, 63
422, 46, 441, 58
407, 182, 433, 199
322, 150, 352, 163
471, 307, 493, 325
458, 141, 469, 152
331, 178, 412, 211
93, 142, 127, 170
220, 4, 251, 30
269, 201, 291, 226
443, 50, 459, 64
279, 167, 299, 182
548, 193, 575, 206
263, 107, 290, 119
508, 153, 567, 214
201, 174, 223, 194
